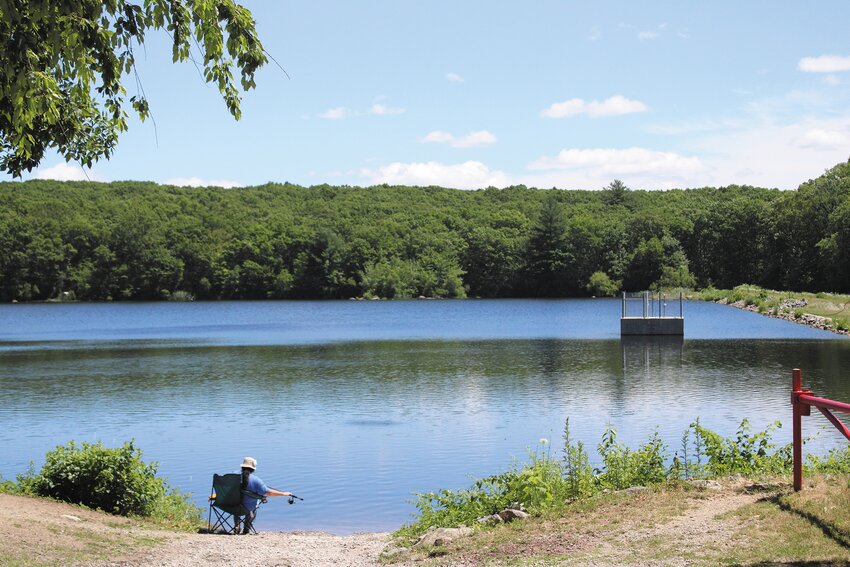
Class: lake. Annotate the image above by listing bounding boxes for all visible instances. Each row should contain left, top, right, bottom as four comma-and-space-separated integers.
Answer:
1, 299, 848, 534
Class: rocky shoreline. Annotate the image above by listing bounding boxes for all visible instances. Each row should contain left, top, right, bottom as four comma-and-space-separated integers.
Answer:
716, 298, 849, 336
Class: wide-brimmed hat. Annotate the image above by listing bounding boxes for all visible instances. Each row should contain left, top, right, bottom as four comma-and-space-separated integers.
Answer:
241, 457, 257, 470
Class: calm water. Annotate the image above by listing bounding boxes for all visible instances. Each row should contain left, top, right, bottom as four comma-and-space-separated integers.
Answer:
1, 299, 848, 534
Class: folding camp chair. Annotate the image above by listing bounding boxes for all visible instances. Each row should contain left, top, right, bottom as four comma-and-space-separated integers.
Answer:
207, 473, 264, 534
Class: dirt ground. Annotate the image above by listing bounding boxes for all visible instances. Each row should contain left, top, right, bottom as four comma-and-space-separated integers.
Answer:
118, 530, 391, 567
569, 489, 762, 566
0, 493, 390, 567
0, 484, 795, 566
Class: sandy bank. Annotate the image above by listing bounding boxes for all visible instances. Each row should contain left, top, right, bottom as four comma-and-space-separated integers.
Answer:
0, 493, 392, 567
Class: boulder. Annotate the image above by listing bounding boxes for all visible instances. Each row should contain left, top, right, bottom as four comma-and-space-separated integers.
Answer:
475, 514, 503, 524
781, 298, 808, 310
498, 508, 530, 522
414, 526, 473, 547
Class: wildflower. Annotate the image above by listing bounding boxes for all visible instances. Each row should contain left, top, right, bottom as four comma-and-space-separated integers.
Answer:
539, 438, 549, 445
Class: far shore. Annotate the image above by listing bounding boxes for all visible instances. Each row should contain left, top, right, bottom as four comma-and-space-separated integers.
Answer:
688, 285, 850, 337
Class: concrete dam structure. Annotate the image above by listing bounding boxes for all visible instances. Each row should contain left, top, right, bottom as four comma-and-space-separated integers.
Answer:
620, 291, 684, 336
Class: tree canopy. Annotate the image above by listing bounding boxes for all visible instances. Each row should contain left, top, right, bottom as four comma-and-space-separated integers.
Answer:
0, 0, 266, 177
2, 161, 849, 302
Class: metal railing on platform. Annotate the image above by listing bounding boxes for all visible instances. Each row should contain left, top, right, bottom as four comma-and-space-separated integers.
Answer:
621, 291, 683, 319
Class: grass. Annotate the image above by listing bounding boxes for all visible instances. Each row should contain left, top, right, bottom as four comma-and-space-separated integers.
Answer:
0, 503, 168, 567
387, 477, 850, 566
716, 476, 850, 565
690, 284, 850, 331
387, 418, 850, 565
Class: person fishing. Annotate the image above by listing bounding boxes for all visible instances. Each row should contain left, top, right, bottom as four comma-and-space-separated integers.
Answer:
237, 456, 293, 534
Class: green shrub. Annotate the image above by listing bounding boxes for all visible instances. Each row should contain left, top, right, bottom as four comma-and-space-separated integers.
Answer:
652, 265, 696, 291
168, 290, 195, 302
688, 419, 789, 476
395, 442, 568, 542
19, 440, 200, 525
596, 425, 668, 489
395, 417, 799, 543
586, 271, 620, 297
806, 446, 850, 474
0, 473, 18, 494
831, 317, 849, 331
729, 284, 768, 306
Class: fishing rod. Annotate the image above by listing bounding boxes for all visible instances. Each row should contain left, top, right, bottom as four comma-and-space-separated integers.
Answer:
269, 487, 304, 505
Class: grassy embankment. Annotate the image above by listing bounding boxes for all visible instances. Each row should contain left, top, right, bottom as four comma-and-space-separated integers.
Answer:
384, 419, 850, 565
689, 284, 850, 333
0, 440, 203, 566
384, 476, 850, 565
0, 493, 177, 567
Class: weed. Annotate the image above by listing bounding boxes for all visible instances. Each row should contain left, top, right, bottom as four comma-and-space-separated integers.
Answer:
688, 419, 791, 476
562, 418, 593, 498
394, 416, 844, 544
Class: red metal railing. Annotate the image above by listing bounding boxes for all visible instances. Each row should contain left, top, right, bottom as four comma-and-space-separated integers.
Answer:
791, 368, 850, 491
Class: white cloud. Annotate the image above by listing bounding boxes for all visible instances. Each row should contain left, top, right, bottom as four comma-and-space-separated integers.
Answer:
421, 131, 454, 144
363, 161, 510, 189
518, 147, 704, 190
319, 106, 349, 120
799, 55, 850, 73
587, 26, 601, 41
638, 23, 666, 41
690, 117, 850, 188
446, 73, 464, 83
528, 147, 704, 176
319, 100, 404, 119
34, 162, 104, 182
797, 128, 849, 149
421, 130, 497, 148
541, 95, 648, 118
369, 103, 405, 115
823, 74, 842, 86
164, 177, 243, 188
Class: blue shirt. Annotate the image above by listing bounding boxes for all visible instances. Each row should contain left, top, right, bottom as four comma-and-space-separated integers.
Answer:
240, 473, 270, 511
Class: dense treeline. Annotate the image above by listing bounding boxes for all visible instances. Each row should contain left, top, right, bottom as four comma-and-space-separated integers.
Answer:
1, 161, 849, 302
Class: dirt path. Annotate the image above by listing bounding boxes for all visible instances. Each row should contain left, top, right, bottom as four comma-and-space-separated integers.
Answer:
599, 492, 761, 565
555, 486, 765, 567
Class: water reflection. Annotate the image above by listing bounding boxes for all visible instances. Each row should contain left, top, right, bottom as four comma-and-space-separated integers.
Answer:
2, 336, 850, 534
621, 335, 684, 372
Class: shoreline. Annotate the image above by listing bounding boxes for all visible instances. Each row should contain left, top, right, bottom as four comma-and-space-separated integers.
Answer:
9, 477, 850, 566
0, 492, 394, 567
714, 297, 849, 337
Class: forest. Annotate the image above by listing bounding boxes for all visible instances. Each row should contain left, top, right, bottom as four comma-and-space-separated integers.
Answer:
0, 161, 848, 302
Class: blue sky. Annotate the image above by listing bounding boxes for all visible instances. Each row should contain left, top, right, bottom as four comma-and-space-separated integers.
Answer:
12, 1, 850, 190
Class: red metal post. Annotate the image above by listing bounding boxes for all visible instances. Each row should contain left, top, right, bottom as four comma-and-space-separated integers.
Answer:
791, 369, 850, 491
792, 368, 803, 491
